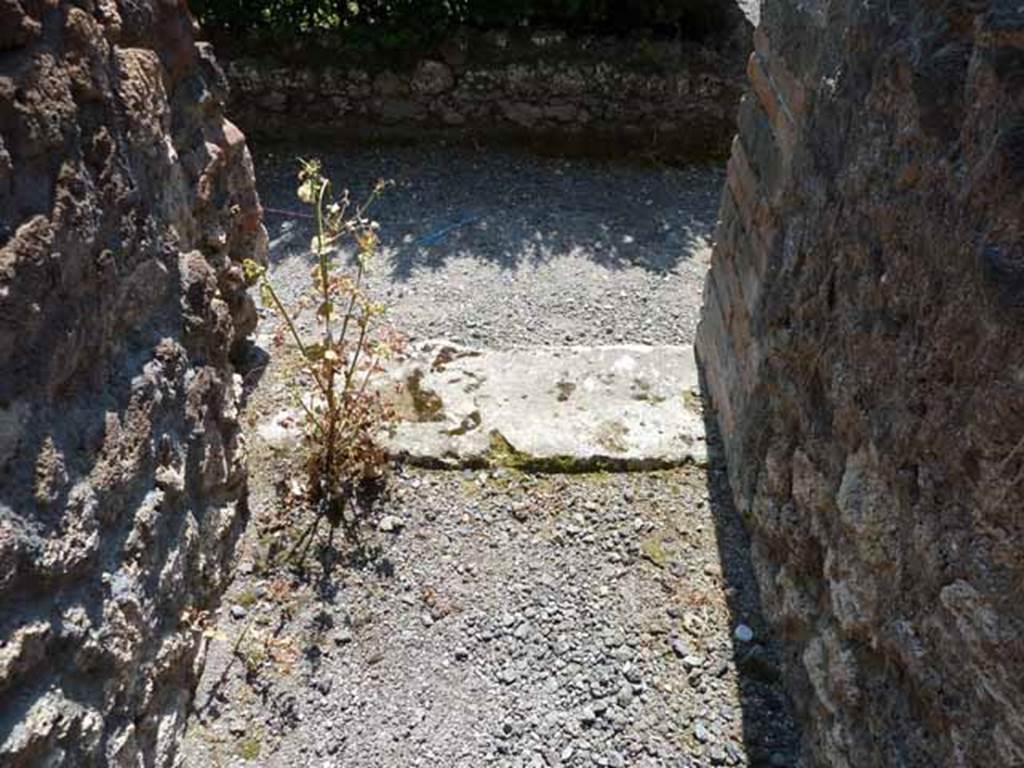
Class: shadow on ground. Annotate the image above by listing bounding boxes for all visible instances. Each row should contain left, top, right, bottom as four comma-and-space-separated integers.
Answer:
699, 373, 805, 766
253, 143, 724, 280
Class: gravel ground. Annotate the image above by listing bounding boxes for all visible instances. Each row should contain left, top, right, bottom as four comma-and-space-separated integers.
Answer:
178, 146, 801, 768
253, 146, 722, 348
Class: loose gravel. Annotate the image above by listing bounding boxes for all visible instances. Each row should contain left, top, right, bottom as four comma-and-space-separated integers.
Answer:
253, 146, 722, 348
179, 145, 802, 768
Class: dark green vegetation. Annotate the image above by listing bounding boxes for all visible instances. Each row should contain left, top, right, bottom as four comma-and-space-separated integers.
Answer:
189, 0, 729, 50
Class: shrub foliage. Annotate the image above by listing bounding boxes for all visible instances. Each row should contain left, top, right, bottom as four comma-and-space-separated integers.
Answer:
189, 0, 728, 46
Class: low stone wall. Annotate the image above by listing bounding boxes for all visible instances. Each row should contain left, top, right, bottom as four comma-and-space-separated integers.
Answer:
217, 23, 752, 159
697, 0, 1024, 765
0, 2, 266, 766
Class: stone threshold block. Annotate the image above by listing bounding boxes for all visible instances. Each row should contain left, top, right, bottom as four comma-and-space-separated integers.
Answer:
382, 341, 707, 471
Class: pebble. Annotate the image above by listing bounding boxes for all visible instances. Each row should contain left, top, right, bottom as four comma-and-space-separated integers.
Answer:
693, 721, 711, 743
682, 654, 705, 671
230, 605, 247, 620
379, 515, 405, 533
669, 637, 691, 658
734, 623, 754, 643
615, 685, 633, 707
334, 628, 353, 645
703, 563, 722, 578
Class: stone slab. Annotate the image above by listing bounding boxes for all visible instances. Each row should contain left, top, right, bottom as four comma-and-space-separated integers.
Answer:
382, 341, 707, 470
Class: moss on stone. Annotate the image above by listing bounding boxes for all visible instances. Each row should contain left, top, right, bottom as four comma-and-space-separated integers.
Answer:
485, 431, 613, 474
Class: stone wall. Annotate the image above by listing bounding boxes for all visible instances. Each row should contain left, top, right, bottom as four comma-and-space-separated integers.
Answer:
697, 0, 1024, 766
0, 1, 266, 765
217, 21, 752, 160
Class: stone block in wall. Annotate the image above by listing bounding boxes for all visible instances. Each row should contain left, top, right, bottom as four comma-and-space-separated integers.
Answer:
411, 60, 455, 95
726, 134, 778, 257
747, 28, 806, 158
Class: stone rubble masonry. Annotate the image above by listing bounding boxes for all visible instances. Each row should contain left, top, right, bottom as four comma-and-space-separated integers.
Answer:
0, 1, 267, 766
215, 21, 753, 160
697, 0, 1024, 765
